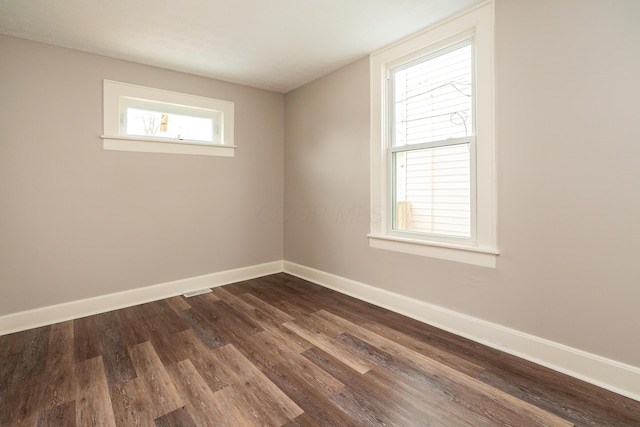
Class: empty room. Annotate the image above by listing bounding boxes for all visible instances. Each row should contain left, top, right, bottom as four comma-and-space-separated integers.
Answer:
1, 0, 639, 425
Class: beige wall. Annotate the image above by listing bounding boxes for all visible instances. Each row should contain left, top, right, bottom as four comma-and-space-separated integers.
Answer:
284, 0, 640, 366
2, 0, 639, 368
0, 35, 284, 315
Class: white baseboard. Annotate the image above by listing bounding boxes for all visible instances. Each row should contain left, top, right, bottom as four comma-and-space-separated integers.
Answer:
283, 260, 640, 402
0, 260, 283, 336
2, 258, 638, 402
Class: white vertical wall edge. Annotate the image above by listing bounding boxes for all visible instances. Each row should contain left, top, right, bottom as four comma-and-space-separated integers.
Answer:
0, 261, 283, 336
283, 260, 640, 402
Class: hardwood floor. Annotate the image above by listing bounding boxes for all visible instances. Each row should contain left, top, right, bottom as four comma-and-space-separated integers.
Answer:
1, 273, 639, 426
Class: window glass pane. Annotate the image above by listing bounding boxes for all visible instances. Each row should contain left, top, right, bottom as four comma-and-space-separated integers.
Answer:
126, 107, 215, 143
393, 143, 471, 238
394, 43, 473, 147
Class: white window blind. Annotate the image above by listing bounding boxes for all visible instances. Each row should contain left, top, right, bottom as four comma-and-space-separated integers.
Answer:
391, 41, 474, 239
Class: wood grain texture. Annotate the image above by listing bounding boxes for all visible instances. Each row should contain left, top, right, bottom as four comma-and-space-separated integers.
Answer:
153, 406, 197, 427
74, 356, 116, 427
1, 272, 639, 426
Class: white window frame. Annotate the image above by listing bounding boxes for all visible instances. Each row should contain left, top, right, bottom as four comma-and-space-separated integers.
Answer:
368, 1, 498, 268
102, 80, 235, 157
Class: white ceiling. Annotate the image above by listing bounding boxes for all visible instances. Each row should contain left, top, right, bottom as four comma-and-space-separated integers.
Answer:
0, 0, 483, 93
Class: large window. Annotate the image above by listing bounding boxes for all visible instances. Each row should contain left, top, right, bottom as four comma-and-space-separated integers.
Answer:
392, 41, 474, 239
102, 80, 235, 157
369, 1, 497, 267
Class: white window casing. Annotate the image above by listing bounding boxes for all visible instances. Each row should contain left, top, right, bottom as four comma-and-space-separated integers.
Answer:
368, 1, 498, 267
102, 80, 235, 157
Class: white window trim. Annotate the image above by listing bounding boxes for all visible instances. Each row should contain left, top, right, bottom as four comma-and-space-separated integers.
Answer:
102, 80, 235, 157
368, 1, 498, 268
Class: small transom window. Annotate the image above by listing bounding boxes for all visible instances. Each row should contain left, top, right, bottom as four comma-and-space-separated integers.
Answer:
102, 80, 235, 157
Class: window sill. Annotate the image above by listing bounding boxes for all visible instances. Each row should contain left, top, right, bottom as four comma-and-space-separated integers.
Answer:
368, 233, 499, 268
101, 135, 236, 157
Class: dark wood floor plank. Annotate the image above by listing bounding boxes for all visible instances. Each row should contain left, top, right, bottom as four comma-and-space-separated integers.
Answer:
209, 343, 304, 424
41, 321, 75, 410
336, 331, 459, 401
168, 329, 230, 392
315, 309, 577, 425
165, 359, 237, 426
138, 315, 186, 368
0, 374, 47, 425
281, 412, 322, 427
339, 330, 572, 426
291, 309, 345, 337
1, 326, 50, 426
329, 385, 444, 426
253, 360, 356, 427
154, 406, 197, 427
278, 275, 391, 317
212, 278, 254, 295
213, 298, 265, 337
377, 308, 508, 365
11, 325, 50, 383
176, 307, 228, 349
73, 315, 101, 362
0, 350, 20, 410
0, 329, 27, 357
145, 299, 191, 335
184, 292, 222, 323
239, 328, 341, 395
359, 318, 486, 377
283, 319, 373, 374
243, 306, 287, 331
215, 384, 292, 426
273, 299, 318, 320
163, 295, 191, 312
252, 321, 316, 354
240, 278, 316, 314
210, 286, 256, 312
321, 333, 488, 426
240, 291, 296, 323
1, 273, 639, 425
302, 345, 459, 426
191, 299, 264, 346
316, 308, 485, 382
369, 307, 609, 424
114, 305, 155, 349
109, 377, 153, 426
128, 341, 184, 419
369, 367, 491, 426
167, 360, 254, 426
131, 300, 161, 320
94, 311, 137, 387
37, 400, 76, 427
260, 277, 335, 315
75, 356, 116, 427
477, 365, 640, 427
234, 334, 355, 425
